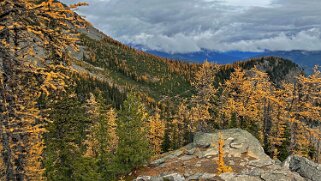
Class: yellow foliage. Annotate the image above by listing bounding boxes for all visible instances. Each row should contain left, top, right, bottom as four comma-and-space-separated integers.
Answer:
70, 2, 89, 9
0, 0, 88, 180
149, 108, 165, 155
216, 132, 233, 174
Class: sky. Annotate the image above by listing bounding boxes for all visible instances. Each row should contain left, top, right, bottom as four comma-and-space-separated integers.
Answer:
62, 0, 321, 53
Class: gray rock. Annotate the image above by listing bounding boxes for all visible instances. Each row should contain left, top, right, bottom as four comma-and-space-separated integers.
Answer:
193, 129, 270, 159
249, 159, 274, 168
180, 155, 195, 161
163, 173, 185, 181
232, 175, 262, 181
202, 148, 218, 158
195, 148, 203, 158
135, 176, 164, 181
282, 155, 321, 181
228, 160, 235, 165
187, 148, 196, 155
162, 150, 184, 160
240, 162, 247, 167
187, 173, 203, 180
260, 171, 305, 181
184, 171, 192, 178
230, 142, 243, 149
195, 163, 202, 167
219, 173, 236, 180
150, 158, 166, 166
220, 173, 262, 181
201, 173, 216, 180
135, 176, 151, 181
242, 167, 265, 177
150, 150, 184, 166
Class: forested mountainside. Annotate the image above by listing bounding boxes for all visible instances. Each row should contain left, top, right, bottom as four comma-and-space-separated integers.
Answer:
0, 1, 320, 181
146, 49, 321, 74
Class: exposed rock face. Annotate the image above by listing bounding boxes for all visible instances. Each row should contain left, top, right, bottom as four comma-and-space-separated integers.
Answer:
193, 129, 271, 160
282, 155, 321, 181
133, 129, 320, 181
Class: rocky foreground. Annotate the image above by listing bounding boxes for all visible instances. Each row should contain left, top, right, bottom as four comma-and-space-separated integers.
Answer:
133, 129, 321, 181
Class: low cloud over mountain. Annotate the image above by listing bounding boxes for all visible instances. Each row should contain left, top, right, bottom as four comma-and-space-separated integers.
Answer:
62, 0, 321, 53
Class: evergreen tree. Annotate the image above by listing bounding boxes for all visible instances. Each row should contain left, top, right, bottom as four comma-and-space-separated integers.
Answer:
45, 93, 99, 181
162, 126, 171, 152
114, 93, 151, 174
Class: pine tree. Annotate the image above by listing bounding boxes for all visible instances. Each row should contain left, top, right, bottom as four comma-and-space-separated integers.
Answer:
45, 93, 99, 180
162, 126, 171, 152
114, 92, 151, 174
81, 91, 120, 179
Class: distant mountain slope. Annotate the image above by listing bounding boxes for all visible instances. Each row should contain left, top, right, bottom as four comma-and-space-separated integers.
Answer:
144, 49, 321, 74
216, 56, 303, 85
146, 49, 262, 64
261, 50, 321, 74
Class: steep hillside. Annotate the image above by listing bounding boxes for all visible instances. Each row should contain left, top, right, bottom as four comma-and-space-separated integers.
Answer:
78, 34, 196, 100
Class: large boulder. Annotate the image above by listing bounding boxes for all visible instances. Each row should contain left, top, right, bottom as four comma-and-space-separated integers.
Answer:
282, 155, 321, 181
193, 128, 271, 160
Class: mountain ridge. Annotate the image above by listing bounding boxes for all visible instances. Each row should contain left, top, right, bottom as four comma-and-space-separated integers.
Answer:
137, 48, 320, 74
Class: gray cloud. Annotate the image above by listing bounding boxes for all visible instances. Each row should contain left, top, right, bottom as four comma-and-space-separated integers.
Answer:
62, 0, 321, 53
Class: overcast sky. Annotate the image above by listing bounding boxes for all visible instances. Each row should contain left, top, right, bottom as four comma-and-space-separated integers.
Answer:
62, 0, 321, 53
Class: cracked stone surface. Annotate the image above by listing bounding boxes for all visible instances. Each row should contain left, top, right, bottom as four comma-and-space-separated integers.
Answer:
133, 129, 320, 181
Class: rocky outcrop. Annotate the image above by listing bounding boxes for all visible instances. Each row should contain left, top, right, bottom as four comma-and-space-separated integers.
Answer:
193, 129, 271, 160
133, 129, 320, 181
282, 155, 321, 181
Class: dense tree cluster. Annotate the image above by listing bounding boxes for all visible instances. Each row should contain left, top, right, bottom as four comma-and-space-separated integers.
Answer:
167, 62, 321, 162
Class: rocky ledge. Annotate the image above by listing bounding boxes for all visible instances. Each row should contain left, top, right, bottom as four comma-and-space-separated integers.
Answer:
133, 129, 321, 181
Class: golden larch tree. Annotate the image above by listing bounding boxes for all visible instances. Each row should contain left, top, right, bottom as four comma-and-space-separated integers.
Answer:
148, 108, 165, 156
216, 132, 232, 174
0, 0, 88, 179
191, 60, 219, 130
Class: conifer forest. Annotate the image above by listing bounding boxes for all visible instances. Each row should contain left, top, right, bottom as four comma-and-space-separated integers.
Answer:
0, 1, 320, 180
